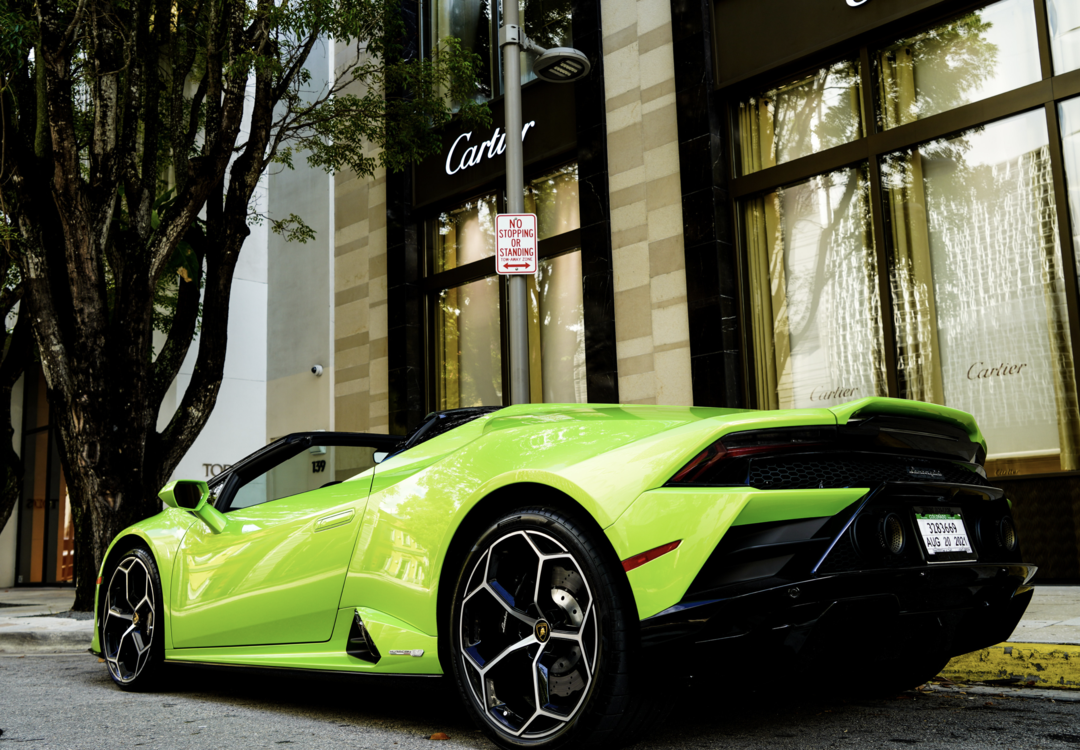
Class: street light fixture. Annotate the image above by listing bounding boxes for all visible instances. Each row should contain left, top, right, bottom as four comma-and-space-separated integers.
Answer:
500, 10, 590, 405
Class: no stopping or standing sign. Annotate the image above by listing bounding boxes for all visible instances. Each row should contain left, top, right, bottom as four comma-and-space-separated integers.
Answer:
496, 214, 537, 275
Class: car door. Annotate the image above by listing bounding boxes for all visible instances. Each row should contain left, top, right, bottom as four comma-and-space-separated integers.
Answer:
170, 434, 398, 649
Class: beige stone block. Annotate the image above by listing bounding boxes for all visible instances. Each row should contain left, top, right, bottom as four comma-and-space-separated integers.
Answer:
603, 43, 641, 99
370, 336, 388, 360
647, 203, 684, 244
613, 243, 650, 292
618, 371, 656, 402
368, 181, 386, 210
652, 302, 690, 347
336, 343, 370, 369
368, 205, 387, 231
335, 221, 368, 247
615, 285, 652, 341
335, 284, 368, 308
609, 166, 646, 193
601, 0, 638, 37
639, 44, 676, 97
335, 392, 370, 433
644, 141, 681, 182
336, 365, 370, 384
602, 22, 638, 55
639, 23, 673, 54
336, 299, 370, 338
336, 248, 370, 289
370, 395, 390, 419
369, 273, 388, 304
335, 331, 369, 352
612, 225, 649, 249
642, 78, 676, 104
610, 183, 646, 211
335, 192, 368, 229
616, 335, 654, 360
646, 172, 681, 212
367, 227, 387, 254
369, 301, 388, 340
369, 357, 389, 395
618, 352, 655, 377
335, 377, 370, 398
610, 200, 647, 233
650, 236, 686, 276
642, 103, 679, 152
606, 88, 641, 113
607, 123, 645, 176
606, 101, 643, 134
636, 0, 671, 34
654, 347, 693, 406
369, 251, 387, 279
651, 270, 687, 305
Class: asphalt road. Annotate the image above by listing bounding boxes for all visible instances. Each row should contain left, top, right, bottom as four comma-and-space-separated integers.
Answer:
1, 654, 1079, 749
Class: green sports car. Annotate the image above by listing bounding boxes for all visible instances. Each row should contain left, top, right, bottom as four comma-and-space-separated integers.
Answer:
92, 398, 1034, 748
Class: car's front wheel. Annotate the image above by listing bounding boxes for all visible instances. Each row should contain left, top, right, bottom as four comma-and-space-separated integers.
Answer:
100, 546, 164, 691
449, 506, 667, 750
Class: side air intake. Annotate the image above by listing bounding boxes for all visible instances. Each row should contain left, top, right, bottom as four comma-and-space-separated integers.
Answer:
346, 612, 381, 663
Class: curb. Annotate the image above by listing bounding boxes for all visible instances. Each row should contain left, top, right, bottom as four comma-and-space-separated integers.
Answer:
941, 642, 1080, 690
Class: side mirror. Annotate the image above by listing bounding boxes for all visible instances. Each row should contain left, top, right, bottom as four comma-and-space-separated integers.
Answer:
159, 479, 227, 533
373, 451, 390, 464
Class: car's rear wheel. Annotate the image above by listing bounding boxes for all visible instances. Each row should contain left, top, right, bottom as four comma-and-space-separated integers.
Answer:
100, 546, 164, 691
449, 506, 667, 750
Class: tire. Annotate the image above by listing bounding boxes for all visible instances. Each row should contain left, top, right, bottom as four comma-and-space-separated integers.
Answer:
448, 506, 668, 750
100, 546, 165, 691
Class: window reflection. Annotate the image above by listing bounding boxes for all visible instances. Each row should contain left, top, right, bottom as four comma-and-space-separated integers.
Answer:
876, 0, 1040, 130
737, 61, 863, 176
436, 277, 503, 409
433, 194, 497, 273
882, 110, 1080, 476
742, 166, 886, 409
1048, 0, 1080, 75
528, 252, 586, 403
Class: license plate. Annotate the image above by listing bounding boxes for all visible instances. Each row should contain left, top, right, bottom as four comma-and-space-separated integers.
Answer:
914, 507, 974, 558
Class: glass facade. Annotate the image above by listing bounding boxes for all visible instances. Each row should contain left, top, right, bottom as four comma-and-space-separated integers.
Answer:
735, 0, 1080, 478
429, 164, 584, 409
429, 0, 573, 101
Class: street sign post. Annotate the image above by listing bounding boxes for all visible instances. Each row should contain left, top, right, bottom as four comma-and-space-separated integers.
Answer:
496, 213, 538, 275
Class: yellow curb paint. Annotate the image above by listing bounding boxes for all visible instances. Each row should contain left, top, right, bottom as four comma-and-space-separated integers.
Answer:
941, 642, 1080, 690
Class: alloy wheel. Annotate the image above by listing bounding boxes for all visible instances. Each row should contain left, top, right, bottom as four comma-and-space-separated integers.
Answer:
458, 529, 598, 740
102, 554, 157, 684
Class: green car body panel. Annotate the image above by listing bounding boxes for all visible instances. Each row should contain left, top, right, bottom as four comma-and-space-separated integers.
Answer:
91, 397, 997, 672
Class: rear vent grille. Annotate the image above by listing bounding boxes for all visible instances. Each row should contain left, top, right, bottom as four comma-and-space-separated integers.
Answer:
748, 456, 988, 491
346, 612, 380, 663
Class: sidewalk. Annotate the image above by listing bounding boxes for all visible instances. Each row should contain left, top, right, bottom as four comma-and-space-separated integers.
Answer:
1, 584, 1078, 684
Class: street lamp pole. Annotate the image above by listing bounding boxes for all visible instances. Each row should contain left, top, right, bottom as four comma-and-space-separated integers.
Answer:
499, 11, 591, 406
501, 5, 530, 406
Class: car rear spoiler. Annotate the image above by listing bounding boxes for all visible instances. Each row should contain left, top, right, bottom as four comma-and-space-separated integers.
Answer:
828, 397, 988, 455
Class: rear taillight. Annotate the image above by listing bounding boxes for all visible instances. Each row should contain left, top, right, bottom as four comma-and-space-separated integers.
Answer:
668, 427, 833, 485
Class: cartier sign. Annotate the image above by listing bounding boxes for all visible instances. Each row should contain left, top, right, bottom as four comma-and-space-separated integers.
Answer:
445, 122, 536, 176
414, 83, 576, 208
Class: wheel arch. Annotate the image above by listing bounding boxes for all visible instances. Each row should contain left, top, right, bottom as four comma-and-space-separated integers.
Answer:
434, 481, 634, 674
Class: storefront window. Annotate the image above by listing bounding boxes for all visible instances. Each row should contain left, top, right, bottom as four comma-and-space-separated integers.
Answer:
737, 61, 863, 176
1048, 0, 1080, 75
430, 0, 573, 102
875, 0, 1040, 130
430, 164, 585, 408
1062, 97, 1080, 274
436, 276, 503, 409
433, 193, 498, 272
742, 166, 886, 409
882, 110, 1080, 476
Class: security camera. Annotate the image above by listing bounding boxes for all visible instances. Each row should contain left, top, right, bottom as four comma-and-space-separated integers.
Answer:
311, 365, 324, 376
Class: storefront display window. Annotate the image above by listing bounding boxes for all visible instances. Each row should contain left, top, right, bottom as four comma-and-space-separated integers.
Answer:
882, 110, 1080, 476
1048, 0, 1080, 75
875, 0, 1040, 130
741, 167, 886, 409
430, 164, 585, 409
1062, 97, 1080, 274
429, 0, 572, 102
737, 61, 863, 176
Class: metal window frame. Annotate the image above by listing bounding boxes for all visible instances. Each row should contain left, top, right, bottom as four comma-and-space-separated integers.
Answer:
727, 0, 1080, 425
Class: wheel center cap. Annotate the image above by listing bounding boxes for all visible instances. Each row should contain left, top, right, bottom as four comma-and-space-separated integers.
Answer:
535, 620, 550, 643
